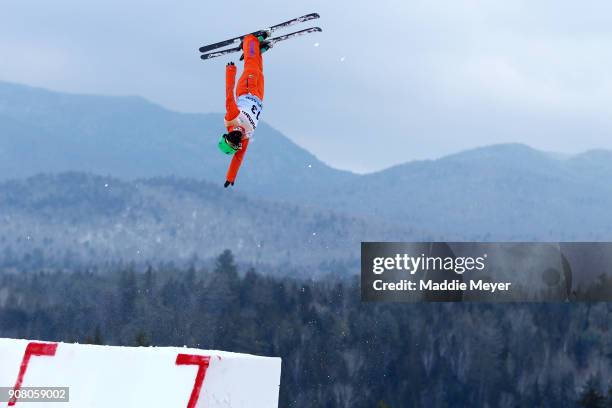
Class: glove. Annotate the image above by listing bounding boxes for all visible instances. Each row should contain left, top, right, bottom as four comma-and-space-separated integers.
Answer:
224, 180, 234, 188
227, 62, 235, 67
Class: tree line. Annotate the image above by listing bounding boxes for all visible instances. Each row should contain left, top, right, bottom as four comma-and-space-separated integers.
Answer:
0, 250, 610, 407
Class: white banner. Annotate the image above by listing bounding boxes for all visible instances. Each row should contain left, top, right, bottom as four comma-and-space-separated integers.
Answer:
0, 338, 281, 407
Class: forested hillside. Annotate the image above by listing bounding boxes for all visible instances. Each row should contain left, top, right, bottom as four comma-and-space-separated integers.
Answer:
0, 173, 417, 274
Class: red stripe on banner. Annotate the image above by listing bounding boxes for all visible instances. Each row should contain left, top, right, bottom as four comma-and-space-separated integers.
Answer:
8, 342, 58, 406
176, 354, 211, 408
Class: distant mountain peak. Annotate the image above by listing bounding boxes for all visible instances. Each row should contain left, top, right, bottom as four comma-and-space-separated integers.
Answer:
443, 143, 546, 162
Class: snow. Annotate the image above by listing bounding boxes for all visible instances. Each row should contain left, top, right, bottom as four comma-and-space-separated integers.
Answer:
0, 338, 281, 407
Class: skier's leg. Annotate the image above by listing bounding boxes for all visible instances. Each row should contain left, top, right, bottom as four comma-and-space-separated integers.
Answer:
236, 35, 265, 100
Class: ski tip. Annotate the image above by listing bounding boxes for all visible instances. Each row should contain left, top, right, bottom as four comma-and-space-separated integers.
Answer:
198, 46, 206, 53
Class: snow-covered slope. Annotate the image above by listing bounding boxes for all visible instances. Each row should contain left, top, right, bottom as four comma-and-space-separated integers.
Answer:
0, 338, 281, 407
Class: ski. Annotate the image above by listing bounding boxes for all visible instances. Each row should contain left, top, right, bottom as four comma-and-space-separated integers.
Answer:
200, 27, 322, 61
198, 13, 320, 53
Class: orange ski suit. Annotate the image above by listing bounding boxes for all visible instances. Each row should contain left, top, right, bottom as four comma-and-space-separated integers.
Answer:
224, 34, 265, 184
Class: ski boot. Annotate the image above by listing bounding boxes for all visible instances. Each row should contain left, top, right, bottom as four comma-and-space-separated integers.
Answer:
256, 30, 273, 53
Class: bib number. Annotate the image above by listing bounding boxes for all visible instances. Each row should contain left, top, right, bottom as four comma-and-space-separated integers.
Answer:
251, 104, 261, 120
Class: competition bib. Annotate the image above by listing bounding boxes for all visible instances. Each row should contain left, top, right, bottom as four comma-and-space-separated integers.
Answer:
236, 95, 263, 135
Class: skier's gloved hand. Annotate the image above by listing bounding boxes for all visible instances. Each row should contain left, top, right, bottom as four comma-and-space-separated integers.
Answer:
224, 180, 234, 188
227, 62, 235, 67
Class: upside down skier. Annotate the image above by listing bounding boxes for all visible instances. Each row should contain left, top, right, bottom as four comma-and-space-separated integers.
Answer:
218, 33, 271, 188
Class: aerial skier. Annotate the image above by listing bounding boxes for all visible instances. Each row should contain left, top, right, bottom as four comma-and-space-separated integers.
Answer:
199, 13, 321, 188
219, 32, 271, 188
217, 34, 271, 188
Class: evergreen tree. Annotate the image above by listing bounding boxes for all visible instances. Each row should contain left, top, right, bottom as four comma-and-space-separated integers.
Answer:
93, 326, 103, 345
578, 378, 605, 408
215, 249, 238, 278
135, 331, 150, 347
119, 269, 138, 322
605, 384, 612, 408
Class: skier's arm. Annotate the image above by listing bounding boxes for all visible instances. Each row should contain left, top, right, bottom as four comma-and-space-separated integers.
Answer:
225, 62, 240, 121
226, 138, 249, 184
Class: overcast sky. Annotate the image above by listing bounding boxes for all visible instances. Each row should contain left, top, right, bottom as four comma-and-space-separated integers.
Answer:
3, 0, 612, 172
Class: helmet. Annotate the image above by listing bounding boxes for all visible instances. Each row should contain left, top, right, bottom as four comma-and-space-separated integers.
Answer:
218, 129, 243, 155
218, 128, 243, 155
218, 134, 237, 155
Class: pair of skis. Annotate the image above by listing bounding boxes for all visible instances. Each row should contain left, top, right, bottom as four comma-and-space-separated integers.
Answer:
199, 13, 322, 60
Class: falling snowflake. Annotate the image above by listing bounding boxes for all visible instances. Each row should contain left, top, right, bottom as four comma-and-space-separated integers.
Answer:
314, 42, 320, 47
340, 57, 346, 62
308, 164, 312, 168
